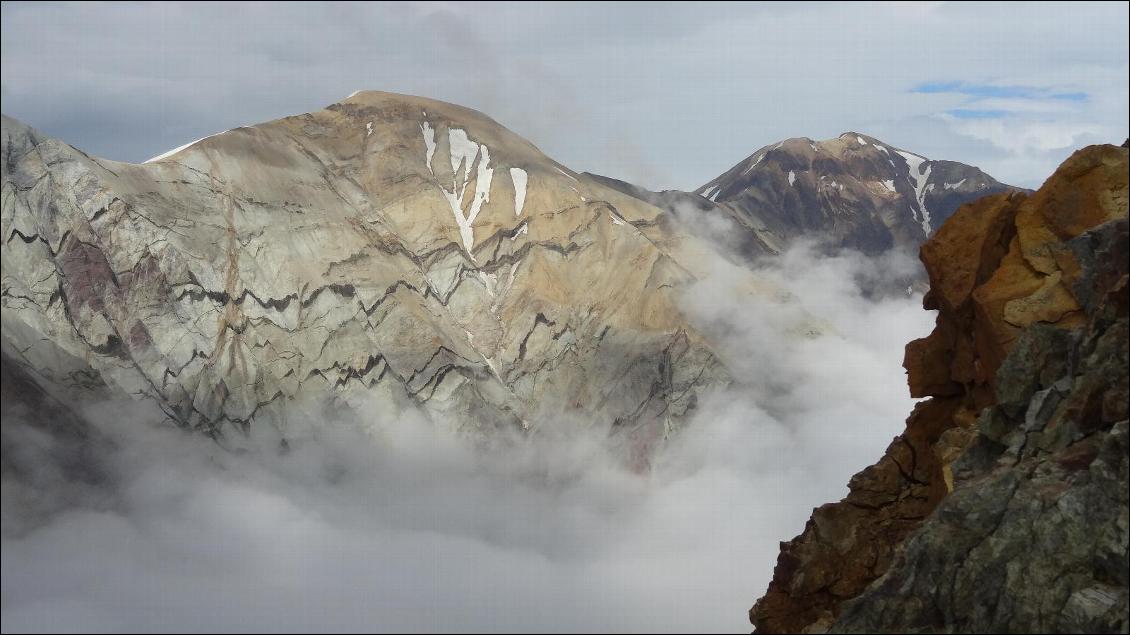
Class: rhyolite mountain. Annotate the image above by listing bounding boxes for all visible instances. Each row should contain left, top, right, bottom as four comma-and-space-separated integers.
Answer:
2, 91, 740, 448
750, 141, 1129, 633
593, 132, 1020, 260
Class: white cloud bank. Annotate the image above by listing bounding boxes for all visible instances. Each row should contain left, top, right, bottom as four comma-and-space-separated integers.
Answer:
0, 2, 1124, 190
1, 246, 934, 633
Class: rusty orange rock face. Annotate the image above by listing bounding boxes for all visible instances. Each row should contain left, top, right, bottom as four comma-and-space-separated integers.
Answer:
749, 143, 1130, 634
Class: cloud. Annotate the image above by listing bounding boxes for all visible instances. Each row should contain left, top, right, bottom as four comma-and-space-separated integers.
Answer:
1, 244, 935, 633
942, 115, 1104, 154
2, 2, 1125, 191
945, 109, 1010, 119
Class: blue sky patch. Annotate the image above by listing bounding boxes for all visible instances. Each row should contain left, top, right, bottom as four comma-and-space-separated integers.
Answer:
913, 81, 1088, 103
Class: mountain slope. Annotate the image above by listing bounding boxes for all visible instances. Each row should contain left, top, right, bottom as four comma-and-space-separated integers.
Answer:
1, 92, 730, 445
749, 142, 1129, 633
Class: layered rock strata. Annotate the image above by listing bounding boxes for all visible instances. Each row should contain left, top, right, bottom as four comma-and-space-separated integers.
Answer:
1, 92, 729, 444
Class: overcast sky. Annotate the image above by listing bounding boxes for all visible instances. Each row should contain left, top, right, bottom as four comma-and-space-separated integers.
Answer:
2, 1, 1127, 189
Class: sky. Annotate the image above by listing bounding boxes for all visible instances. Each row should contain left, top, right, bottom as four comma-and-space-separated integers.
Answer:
1, 1, 1127, 190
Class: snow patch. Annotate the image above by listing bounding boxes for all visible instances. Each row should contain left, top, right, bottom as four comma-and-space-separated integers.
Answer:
554, 166, 578, 181
510, 222, 528, 240
419, 120, 437, 174
897, 150, 934, 235
510, 168, 527, 217
144, 131, 228, 163
881, 179, 896, 192
432, 127, 495, 258
448, 129, 480, 181
944, 179, 967, 190
610, 213, 625, 226
366, 122, 373, 137
788, 171, 796, 186
741, 154, 764, 176
857, 136, 867, 146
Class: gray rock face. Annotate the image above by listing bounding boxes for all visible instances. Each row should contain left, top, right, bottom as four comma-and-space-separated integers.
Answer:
1, 92, 730, 445
832, 218, 1130, 634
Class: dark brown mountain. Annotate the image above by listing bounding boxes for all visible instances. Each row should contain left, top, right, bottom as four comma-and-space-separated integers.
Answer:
592, 133, 1023, 263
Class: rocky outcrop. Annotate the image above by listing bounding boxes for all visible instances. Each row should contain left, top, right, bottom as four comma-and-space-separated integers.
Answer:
1, 92, 730, 446
749, 142, 1129, 633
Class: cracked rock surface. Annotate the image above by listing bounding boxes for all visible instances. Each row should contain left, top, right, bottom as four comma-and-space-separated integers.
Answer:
750, 142, 1129, 633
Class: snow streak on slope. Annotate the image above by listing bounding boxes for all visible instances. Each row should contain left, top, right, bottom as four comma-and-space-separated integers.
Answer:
419, 120, 437, 173
897, 150, 934, 236
510, 168, 527, 216
144, 131, 229, 163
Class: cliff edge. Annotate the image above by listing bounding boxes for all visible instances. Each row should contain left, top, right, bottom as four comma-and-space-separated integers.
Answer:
750, 141, 1129, 633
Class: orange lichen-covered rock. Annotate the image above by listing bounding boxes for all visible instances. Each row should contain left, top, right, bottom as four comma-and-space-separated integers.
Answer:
749, 142, 1129, 634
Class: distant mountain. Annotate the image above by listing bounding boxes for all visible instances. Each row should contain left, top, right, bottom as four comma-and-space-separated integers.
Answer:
695, 132, 1021, 254
595, 133, 1022, 261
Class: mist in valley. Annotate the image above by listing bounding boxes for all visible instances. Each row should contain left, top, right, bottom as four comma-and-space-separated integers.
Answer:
1, 243, 934, 633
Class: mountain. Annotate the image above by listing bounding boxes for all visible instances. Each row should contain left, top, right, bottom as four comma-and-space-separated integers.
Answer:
696, 132, 1020, 254
749, 142, 1129, 633
1, 92, 734, 449
588, 132, 1022, 287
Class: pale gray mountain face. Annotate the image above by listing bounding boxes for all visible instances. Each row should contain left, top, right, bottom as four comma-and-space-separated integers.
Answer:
1, 93, 733, 449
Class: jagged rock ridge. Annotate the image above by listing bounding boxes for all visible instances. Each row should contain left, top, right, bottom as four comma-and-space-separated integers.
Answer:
749, 142, 1129, 633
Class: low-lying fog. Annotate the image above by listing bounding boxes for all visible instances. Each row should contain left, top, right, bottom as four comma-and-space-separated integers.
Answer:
1, 244, 934, 633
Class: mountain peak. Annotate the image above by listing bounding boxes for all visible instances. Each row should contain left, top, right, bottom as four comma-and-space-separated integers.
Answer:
835, 131, 886, 148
